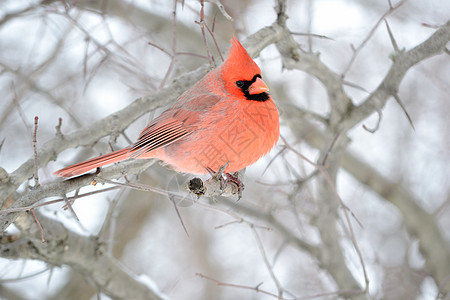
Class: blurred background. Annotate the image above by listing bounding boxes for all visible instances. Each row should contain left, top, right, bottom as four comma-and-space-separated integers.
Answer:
0, 0, 449, 299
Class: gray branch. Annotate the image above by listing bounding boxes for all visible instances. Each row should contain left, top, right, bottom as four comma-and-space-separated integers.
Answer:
283, 108, 450, 295
1, 211, 166, 300
342, 19, 450, 132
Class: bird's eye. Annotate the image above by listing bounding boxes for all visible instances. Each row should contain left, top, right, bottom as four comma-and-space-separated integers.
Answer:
236, 81, 244, 88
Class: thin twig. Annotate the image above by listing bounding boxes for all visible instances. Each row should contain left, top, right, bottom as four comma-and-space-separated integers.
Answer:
297, 289, 364, 300
197, 0, 215, 67
211, 10, 218, 32
169, 195, 189, 237
362, 108, 383, 133
393, 93, 415, 131
98, 176, 190, 235
203, 20, 224, 62
176, 51, 209, 59
306, 0, 313, 52
98, 187, 126, 255
33, 116, 40, 187
0, 138, 4, 154
30, 209, 45, 243
194, 200, 272, 232
10, 81, 31, 130
290, 31, 334, 41
342, 0, 406, 76
159, 0, 179, 88
384, 19, 400, 52
196, 273, 292, 300
206, 0, 233, 21
342, 80, 369, 93
63, 194, 79, 221
262, 146, 286, 176
147, 42, 209, 60
435, 273, 450, 300
0, 268, 49, 283
321, 131, 341, 166
214, 218, 243, 229
0, 186, 121, 215
55, 117, 63, 137
388, 0, 393, 8
97, 177, 185, 200
251, 227, 284, 298
147, 41, 172, 56
280, 135, 369, 291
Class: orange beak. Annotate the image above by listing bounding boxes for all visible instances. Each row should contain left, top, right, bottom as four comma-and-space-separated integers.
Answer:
248, 77, 269, 95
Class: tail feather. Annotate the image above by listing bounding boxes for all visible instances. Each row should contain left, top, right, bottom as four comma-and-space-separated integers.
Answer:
54, 148, 131, 178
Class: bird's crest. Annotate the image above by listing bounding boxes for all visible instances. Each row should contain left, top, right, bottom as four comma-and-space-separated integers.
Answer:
221, 36, 261, 85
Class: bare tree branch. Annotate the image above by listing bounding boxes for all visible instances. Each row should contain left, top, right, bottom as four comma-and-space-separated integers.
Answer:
1, 211, 166, 300
342, 19, 450, 132
283, 109, 450, 295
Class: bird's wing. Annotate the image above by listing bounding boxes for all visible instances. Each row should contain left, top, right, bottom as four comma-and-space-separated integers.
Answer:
130, 93, 221, 157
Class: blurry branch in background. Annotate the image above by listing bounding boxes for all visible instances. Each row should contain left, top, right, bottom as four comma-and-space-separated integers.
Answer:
273, 0, 450, 296
196, 272, 290, 299
283, 108, 450, 296
0, 285, 28, 300
0, 61, 83, 128
0, 210, 165, 300
342, 0, 406, 76
205, 0, 233, 21
198, 271, 365, 300
276, 0, 364, 294
343, 19, 450, 132
0, 1, 43, 27
69, 0, 205, 58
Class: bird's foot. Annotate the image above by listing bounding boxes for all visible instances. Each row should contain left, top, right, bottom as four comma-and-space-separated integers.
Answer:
206, 165, 245, 200
222, 171, 245, 200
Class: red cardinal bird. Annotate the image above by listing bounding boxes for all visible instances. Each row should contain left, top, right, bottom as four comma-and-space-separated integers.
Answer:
54, 37, 279, 178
